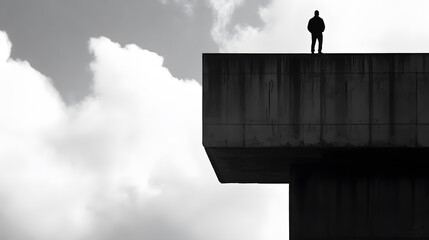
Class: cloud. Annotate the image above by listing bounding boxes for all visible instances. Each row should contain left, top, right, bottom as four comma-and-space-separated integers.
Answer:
209, 0, 429, 53
0, 30, 287, 240
158, 0, 197, 16
207, 0, 246, 52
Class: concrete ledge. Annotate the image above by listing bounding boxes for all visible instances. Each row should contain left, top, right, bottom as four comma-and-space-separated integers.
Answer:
206, 147, 429, 183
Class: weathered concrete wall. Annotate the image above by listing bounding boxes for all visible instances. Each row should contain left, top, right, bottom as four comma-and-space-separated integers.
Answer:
203, 54, 429, 148
203, 54, 429, 239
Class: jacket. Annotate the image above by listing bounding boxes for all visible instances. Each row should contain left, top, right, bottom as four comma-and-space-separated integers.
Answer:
307, 16, 325, 34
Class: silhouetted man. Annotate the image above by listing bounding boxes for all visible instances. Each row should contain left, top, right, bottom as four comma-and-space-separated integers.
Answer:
307, 10, 325, 54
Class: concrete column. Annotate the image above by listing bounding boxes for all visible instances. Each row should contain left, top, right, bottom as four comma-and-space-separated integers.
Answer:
290, 163, 429, 240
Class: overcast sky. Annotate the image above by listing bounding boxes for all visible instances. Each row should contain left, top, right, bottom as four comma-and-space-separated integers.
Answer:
1, 0, 429, 239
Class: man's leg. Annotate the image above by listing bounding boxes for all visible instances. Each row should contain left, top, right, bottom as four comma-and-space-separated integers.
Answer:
311, 34, 316, 54
318, 34, 323, 53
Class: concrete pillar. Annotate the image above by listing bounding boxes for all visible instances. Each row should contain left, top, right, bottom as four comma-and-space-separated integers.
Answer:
290, 163, 429, 239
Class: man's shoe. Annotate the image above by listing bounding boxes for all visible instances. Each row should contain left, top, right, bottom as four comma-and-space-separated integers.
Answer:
318, 51, 323, 54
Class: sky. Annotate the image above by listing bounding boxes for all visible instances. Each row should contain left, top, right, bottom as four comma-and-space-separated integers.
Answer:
1, 0, 429, 239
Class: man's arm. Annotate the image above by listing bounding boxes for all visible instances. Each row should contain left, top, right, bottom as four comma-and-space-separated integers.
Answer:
321, 19, 325, 32
307, 19, 312, 33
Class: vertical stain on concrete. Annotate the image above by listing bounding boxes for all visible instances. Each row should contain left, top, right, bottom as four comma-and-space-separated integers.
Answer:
368, 57, 373, 146
389, 64, 396, 144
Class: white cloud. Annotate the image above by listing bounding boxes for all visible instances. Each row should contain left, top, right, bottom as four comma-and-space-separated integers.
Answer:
207, 0, 246, 52
0, 30, 287, 240
0, 31, 11, 62
209, 0, 429, 53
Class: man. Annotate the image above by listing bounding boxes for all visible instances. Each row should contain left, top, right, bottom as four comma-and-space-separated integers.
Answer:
307, 10, 325, 54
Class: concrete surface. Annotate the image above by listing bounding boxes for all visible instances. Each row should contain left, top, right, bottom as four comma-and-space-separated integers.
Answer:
203, 54, 429, 183
204, 54, 429, 149
203, 54, 429, 239
290, 163, 429, 240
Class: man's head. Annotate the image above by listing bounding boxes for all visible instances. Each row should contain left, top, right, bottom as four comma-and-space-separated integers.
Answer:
315, 10, 319, 16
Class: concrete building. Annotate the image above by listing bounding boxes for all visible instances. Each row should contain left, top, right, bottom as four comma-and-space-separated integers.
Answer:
203, 54, 429, 239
